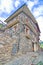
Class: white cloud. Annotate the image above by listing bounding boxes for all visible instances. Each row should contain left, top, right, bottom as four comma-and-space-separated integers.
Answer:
15, 0, 20, 7
36, 16, 43, 41
0, 0, 14, 14
27, 0, 39, 10
33, 5, 43, 17
0, 0, 20, 22
0, 0, 20, 14
22, 0, 27, 2
34, 0, 39, 4
27, 1, 34, 10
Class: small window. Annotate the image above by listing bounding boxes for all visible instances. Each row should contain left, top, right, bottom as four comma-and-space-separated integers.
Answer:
25, 26, 29, 34
13, 23, 18, 31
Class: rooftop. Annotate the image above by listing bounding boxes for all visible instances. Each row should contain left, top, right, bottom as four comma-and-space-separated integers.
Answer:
4, 3, 40, 32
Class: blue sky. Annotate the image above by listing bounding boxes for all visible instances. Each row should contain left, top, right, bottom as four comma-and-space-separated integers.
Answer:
0, 0, 43, 41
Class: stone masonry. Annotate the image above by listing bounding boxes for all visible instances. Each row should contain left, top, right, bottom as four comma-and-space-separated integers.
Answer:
0, 4, 40, 64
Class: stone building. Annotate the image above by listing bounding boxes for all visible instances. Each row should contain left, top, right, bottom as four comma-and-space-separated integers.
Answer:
0, 4, 40, 63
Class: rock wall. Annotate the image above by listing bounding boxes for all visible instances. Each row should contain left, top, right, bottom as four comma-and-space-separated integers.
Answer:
0, 30, 19, 64
0, 23, 32, 64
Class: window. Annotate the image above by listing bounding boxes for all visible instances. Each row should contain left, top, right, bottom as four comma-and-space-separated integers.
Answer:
25, 26, 30, 34
13, 23, 18, 31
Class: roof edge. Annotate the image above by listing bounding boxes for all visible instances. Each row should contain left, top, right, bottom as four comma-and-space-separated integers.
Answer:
4, 3, 26, 22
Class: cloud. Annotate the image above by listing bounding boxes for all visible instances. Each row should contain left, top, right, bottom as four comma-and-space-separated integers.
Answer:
27, 0, 39, 10
0, 0, 20, 21
14, 0, 20, 7
0, 0, 14, 14
22, 0, 27, 2
34, 0, 39, 4
36, 16, 43, 41
33, 5, 43, 18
